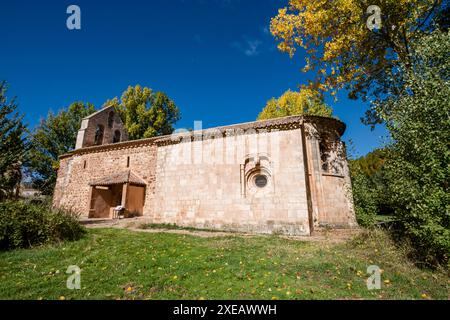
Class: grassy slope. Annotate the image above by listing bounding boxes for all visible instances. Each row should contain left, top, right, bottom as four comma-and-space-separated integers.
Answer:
0, 228, 447, 300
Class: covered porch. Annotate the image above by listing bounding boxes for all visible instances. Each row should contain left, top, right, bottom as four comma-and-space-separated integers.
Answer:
88, 170, 146, 219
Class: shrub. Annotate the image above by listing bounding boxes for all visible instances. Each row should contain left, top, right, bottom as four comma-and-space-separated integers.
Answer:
350, 169, 378, 228
376, 30, 450, 268
349, 149, 395, 228
349, 156, 381, 228
0, 200, 86, 250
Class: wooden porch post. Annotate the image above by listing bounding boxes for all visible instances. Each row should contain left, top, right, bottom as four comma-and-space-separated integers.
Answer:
87, 186, 94, 218
121, 183, 128, 207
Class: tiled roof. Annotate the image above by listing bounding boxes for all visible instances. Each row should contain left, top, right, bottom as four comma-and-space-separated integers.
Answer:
89, 170, 147, 186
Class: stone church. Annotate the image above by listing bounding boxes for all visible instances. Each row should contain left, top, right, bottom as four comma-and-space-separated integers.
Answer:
53, 105, 357, 235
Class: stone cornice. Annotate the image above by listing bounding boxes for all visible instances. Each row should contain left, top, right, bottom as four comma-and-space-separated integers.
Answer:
59, 115, 345, 159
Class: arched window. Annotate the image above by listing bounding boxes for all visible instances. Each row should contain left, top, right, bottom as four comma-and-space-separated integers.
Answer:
242, 154, 273, 198
107, 111, 114, 128
319, 140, 329, 172
318, 137, 344, 175
113, 130, 121, 143
94, 125, 104, 145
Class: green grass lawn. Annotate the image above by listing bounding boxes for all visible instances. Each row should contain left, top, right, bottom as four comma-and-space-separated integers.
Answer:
0, 228, 448, 300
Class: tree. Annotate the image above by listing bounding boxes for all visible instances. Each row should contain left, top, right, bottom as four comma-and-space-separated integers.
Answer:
0, 81, 27, 200
106, 85, 180, 140
29, 102, 95, 195
349, 159, 379, 227
257, 88, 333, 120
377, 30, 450, 266
351, 148, 386, 176
270, 0, 445, 110
349, 148, 393, 226
434, 0, 450, 31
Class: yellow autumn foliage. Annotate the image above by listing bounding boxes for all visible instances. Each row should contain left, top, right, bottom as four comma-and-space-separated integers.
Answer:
270, 0, 438, 97
257, 88, 333, 120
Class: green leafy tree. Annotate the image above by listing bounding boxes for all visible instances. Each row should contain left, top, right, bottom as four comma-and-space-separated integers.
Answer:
29, 102, 95, 195
351, 149, 386, 176
349, 160, 379, 227
0, 81, 27, 200
349, 148, 393, 226
106, 85, 180, 140
377, 30, 450, 266
257, 88, 333, 120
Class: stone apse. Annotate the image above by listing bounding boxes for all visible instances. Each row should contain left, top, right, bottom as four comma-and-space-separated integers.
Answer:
53, 111, 357, 235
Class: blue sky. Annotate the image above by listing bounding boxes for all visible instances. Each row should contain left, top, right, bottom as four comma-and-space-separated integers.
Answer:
0, 0, 387, 157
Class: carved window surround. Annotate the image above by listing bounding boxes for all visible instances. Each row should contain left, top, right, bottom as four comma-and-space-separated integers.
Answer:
240, 153, 274, 198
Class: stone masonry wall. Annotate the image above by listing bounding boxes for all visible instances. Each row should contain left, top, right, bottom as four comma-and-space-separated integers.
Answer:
75, 106, 128, 149
152, 128, 311, 235
53, 142, 157, 216
53, 115, 356, 235
304, 121, 357, 229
